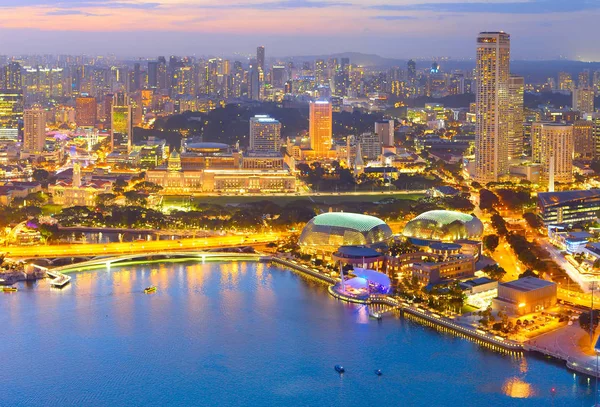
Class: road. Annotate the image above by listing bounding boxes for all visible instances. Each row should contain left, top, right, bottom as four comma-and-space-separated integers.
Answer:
2, 232, 283, 259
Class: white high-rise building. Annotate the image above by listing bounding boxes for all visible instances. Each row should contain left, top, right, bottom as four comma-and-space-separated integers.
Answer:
507, 75, 524, 160
249, 115, 282, 153
475, 31, 510, 184
375, 120, 395, 147
532, 122, 573, 191
23, 108, 46, 153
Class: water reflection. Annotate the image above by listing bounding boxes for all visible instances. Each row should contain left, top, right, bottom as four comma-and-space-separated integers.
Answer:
502, 377, 535, 398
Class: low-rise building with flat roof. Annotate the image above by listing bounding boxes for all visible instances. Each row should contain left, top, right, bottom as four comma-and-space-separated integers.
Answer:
538, 189, 600, 226
492, 277, 557, 316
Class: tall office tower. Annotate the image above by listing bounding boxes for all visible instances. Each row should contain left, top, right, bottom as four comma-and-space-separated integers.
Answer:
309, 100, 332, 154
75, 96, 97, 127
375, 120, 395, 147
315, 59, 326, 84
407, 60, 416, 82
0, 89, 23, 142
249, 115, 282, 152
132, 63, 141, 91
474, 31, 511, 184
532, 123, 573, 191
507, 75, 525, 160
573, 87, 595, 113
573, 120, 595, 159
2, 62, 21, 90
111, 92, 133, 153
257, 46, 265, 73
157, 56, 167, 92
23, 108, 46, 153
248, 67, 262, 101
271, 65, 286, 88
148, 61, 158, 89
578, 70, 590, 88
558, 72, 574, 91
594, 71, 600, 94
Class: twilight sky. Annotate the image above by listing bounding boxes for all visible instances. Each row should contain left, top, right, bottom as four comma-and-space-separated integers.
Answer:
0, 0, 599, 60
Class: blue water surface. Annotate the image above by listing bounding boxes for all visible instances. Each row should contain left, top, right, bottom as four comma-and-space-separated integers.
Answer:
0, 261, 595, 406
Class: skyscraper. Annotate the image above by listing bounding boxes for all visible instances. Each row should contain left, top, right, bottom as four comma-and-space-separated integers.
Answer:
0, 89, 23, 142
249, 115, 282, 152
2, 62, 21, 91
309, 100, 332, 154
533, 123, 573, 191
573, 120, 595, 159
75, 96, 97, 127
558, 72, 573, 91
375, 120, 395, 147
257, 46, 265, 73
474, 31, 510, 184
111, 92, 132, 153
508, 75, 524, 160
23, 108, 46, 153
573, 87, 595, 113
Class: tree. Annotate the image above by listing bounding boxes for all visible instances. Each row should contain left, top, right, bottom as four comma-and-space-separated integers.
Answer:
25, 192, 48, 207
95, 193, 117, 207
113, 177, 128, 194
123, 191, 147, 207
133, 181, 163, 194
579, 310, 600, 333
518, 269, 538, 279
483, 234, 500, 253
491, 213, 508, 236
32, 169, 50, 183
479, 188, 499, 211
482, 264, 506, 281
594, 259, 600, 270
523, 212, 542, 230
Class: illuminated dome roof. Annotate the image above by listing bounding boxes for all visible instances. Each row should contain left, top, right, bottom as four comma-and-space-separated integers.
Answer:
402, 210, 483, 241
298, 212, 392, 249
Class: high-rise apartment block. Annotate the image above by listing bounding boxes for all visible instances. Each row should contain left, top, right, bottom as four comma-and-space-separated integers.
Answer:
573, 87, 595, 114
249, 115, 282, 153
75, 96, 97, 127
532, 122, 573, 191
475, 31, 510, 184
508, 75, 524, 160
573, 120, 595, 159
23, 108, 46, 153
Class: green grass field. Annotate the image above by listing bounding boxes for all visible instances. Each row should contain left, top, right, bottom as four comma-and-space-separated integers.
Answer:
164, 193, 426, 207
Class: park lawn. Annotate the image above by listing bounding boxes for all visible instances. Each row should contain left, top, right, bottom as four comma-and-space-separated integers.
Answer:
41, 204, 63, 216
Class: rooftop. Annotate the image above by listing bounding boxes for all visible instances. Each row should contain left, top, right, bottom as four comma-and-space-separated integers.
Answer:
500, 277, 555, 292
312, 212, 387, 232
538, 189, 600, 208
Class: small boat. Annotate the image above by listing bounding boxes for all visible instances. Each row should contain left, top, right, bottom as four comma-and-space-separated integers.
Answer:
2, 286, 18, 293
334, 365, 345, 374
374, 369, 383, 376
144, 286, 157, 294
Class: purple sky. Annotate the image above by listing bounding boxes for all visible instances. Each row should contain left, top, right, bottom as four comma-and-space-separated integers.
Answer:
0, 0, 599, 60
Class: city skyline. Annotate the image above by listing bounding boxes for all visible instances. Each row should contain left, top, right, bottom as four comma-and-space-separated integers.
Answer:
1, 0, 600, 60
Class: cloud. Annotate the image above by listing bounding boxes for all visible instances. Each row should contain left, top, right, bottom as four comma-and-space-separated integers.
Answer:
45, 9, 103, 15
188, 0, 352, 10
0, 0, 160, 9
371, 15, 416, 20
368, 0, 600, 14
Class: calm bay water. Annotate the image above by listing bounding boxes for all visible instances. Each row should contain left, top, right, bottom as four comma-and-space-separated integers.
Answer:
0, 261, 596, 406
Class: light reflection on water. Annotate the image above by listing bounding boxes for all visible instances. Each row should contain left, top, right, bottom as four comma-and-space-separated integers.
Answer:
0, 261, 597, 406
